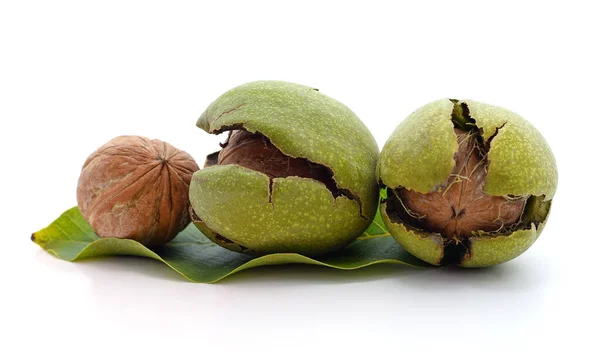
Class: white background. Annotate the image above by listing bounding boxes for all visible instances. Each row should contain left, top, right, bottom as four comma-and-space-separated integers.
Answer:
2, 1, 598, 363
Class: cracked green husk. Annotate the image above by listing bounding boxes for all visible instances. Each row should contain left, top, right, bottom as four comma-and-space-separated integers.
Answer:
190, 81, 380, 256
378, 99, 557, 267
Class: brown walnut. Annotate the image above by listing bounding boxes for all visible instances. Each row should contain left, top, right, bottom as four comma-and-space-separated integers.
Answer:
77, 136, 199, 246
395, 128, 527, 239
215, 130, 338, 192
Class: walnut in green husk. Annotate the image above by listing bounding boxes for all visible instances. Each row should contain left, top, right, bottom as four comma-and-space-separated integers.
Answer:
189, 81, 380, 256
378, 99, 557, 267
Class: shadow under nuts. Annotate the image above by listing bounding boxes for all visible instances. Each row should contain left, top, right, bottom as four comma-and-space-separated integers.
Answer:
378, 99, 557, 267
189, 80, 380, 256
77, 135, 199, 247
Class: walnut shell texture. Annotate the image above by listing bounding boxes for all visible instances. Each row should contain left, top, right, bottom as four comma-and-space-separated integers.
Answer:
218, 130, 339, 192
77, 136, 199, 247
397, 128, 527, 239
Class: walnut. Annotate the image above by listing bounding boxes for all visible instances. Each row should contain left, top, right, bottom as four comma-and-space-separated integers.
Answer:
76, 136, 199, 247
378, 99, 557, 267
189, 81, 380, 256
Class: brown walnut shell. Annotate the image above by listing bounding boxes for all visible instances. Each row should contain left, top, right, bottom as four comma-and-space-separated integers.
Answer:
77, 135, 199, 247
217, 130, 339, 192
396, 128, 527, 239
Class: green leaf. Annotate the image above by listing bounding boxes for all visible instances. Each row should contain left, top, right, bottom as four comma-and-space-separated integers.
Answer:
32, 207, 430, 283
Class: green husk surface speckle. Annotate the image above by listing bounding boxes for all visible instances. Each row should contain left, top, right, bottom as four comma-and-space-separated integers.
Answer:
380, 201, 444, 265
378, 99, 458, 193
462, 224, 540, 267
463, 100, 558, 200
190, 165, 367, 255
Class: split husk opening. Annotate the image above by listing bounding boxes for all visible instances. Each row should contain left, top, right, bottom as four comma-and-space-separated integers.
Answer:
382, 100, 552, 265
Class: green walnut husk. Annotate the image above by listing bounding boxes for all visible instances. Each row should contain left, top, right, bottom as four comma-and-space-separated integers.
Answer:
189, 81, 380, 256
378, 99, 557, 267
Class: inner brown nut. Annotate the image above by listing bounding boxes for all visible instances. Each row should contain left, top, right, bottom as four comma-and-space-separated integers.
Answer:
395, 128, 527, 239
215, 130, 338, 193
